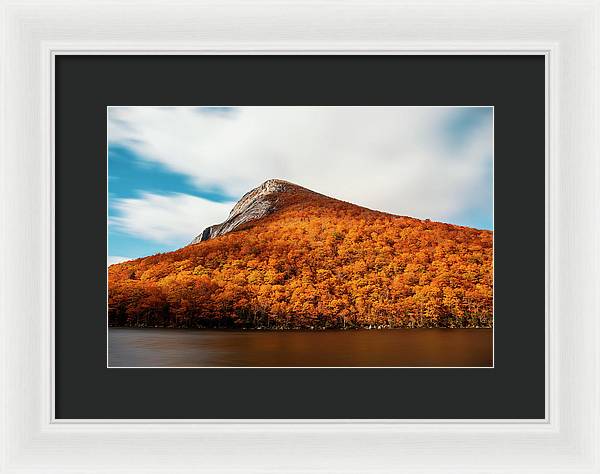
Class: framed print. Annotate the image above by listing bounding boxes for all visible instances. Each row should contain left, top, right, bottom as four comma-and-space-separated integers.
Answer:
55, 55, 542, 420
1, 1, 599, 473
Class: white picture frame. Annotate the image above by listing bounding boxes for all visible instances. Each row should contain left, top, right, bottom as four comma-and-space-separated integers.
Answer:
1, 0, 598, 472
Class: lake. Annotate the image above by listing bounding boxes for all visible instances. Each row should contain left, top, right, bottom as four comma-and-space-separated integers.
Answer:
108, 327, 493, 367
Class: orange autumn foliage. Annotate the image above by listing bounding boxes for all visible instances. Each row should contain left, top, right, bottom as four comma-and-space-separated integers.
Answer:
108, 185, 493, 329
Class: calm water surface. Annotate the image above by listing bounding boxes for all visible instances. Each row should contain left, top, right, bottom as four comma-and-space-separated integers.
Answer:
108, 328, 493, 367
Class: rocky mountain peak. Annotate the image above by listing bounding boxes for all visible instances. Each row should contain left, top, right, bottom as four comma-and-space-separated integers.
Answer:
190, 179, 297, 244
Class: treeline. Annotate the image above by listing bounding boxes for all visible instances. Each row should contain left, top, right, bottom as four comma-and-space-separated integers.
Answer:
109, 191, 493, 329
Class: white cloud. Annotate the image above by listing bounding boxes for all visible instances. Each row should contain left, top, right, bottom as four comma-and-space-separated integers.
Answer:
108, 106, 493, 241
111, 192, 233, 244
108, 255, 133, 266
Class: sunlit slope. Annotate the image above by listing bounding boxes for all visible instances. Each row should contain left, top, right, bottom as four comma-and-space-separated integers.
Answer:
109, 180, 493, 329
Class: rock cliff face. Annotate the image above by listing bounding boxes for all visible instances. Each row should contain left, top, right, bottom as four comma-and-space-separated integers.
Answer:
190, 179, 294, 244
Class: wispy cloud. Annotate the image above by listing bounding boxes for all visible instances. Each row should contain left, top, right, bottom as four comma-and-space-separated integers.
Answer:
108, 255, 132, 266
110, 192, 233, 245
108, 106, 492, 226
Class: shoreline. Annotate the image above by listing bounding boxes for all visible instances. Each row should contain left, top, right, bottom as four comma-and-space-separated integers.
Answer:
107, 326, 493, 331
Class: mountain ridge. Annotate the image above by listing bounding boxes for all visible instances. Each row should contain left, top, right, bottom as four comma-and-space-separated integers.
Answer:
109, 179, 493, 329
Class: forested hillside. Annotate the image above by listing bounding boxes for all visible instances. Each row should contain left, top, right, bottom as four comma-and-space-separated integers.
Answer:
108, 180, 493, 329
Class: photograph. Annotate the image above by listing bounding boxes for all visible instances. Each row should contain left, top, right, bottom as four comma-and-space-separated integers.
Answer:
107, 106, 494, 368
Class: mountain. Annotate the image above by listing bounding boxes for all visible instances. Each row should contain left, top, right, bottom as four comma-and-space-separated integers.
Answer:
108, 180, 493, 329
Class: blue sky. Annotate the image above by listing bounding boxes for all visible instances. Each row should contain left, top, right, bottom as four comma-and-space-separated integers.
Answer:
108, 106, 493, 264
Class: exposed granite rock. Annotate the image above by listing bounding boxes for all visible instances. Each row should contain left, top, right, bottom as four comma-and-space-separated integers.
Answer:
190, 179, 292, 244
